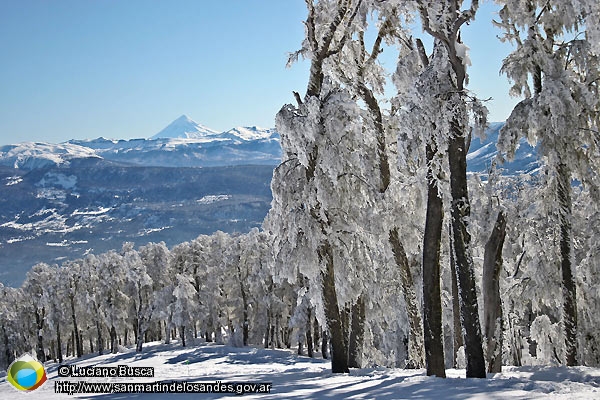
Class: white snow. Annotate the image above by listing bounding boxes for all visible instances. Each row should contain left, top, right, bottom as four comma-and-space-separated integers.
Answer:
455, 41, 472, 67
1, 341, 598, 399
224, 126, 277, 141
197, 194, 231, 204
0, 142, 100, 169
138, 226, 172, 236
71, 207, 111, 216
4, 176, 23, 186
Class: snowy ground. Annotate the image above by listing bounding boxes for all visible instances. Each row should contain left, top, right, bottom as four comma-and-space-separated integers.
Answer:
1, 341, 599, 399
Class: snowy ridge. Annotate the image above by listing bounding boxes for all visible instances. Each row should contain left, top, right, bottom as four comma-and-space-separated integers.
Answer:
467, 122, 538, 175
0, 142, 100, 169
222, 126, 279, 141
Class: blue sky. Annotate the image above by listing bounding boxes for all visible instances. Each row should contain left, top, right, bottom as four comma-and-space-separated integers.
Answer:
0, 1, 517, 145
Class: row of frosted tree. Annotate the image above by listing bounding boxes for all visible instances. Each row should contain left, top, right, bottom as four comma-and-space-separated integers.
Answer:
265, 0, 599, 377
1, 0, 599, 377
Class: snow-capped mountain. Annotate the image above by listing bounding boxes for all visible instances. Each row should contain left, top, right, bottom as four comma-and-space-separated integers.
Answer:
0, 119, 539, 286
150, 114, 220, 139
0, 119, 535, 173
1, 117, 282, 170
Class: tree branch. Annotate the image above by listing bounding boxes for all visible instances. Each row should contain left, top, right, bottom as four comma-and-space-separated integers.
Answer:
453, 0, 479, 37
325, 0, 364, 58
305, 0, 318, 54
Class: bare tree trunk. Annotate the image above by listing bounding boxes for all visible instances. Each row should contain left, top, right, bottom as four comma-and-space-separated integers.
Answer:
135, 318, 144, 352
110, 326, 118, 354
389, 229, 425, 368
557, 162, 577, 366
96, 319, 104, 356
450, 231, 463, 367
180, 326, 186, 347
483, 211, 506, 373
348, 295, 365, 368
448, 116, 486, 378
422, 140, 446, 378
238, 264, 250, 347
307, 307, 314, 358
165, 319, 172, 345
276, 316, 282, 348
264, 309, 271, 348
34, 307, 45, 362
56, 320, 63, 363
320, 242, 349, 373
314, 320, 320, 355
70, 295, 82, 357
322, 330, 329, 359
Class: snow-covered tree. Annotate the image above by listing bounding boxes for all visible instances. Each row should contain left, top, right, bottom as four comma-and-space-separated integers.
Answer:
121, 243, 155, 352
22, 263, 55, 361
415, 0, 488, 378
95, 250, 129, 353
495, 0, 600, 366
139, 242, 172, 344
268, 0, 371, 374
0, 284, 25, 368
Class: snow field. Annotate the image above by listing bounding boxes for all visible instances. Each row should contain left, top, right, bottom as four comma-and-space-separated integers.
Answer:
1, 340, 599, 399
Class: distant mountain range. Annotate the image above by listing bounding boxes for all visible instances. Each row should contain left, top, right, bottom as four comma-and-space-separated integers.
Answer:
0, 116, 537, 286
0, 115, 281, 170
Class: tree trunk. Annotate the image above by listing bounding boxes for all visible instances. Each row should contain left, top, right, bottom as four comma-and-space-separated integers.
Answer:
483, 211, 507, 373
96, 319, 104, 356
180, 325, 186, 347
348, 294, 365, 368
56, 320, 63, 363
70, 330, 74, 357
70, 296, 82, 358
448, 116, 486, 378
35, 307, 45, 362
133, 319, 139, 344
421, 140, 446, 377
557, 162, 577, 366
306, 307, 314, 358
276, 317, 282, 348
264, 309, 271, 348
239, 265, 249, 347
110, 326, 118, 354
314, 320, 320, 355
389, 229, 425, 368
450, 231, 464, 368
322, 330, 329, 359
165, 316, 172, 344
319, 241, 349, 373
136, 318, 144, 352
3, 326, 14, 366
